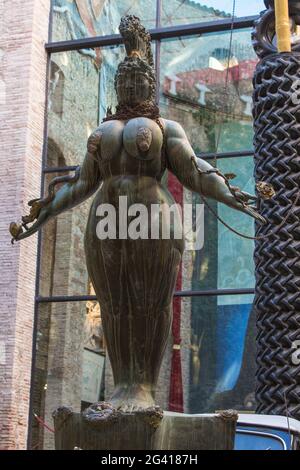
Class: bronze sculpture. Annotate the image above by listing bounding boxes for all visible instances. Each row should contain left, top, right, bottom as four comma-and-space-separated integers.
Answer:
10, 15, 264, 414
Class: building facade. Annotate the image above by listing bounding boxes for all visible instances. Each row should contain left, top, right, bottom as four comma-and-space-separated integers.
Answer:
0, 0, 264, 450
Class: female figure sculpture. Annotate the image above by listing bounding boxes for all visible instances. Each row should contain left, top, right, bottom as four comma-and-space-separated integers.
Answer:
10, 16, 264, 413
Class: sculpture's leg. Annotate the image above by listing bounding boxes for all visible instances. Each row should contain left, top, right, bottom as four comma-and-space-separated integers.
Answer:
85, 232, 182, 412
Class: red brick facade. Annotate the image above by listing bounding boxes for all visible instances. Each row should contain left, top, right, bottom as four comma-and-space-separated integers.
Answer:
0, 0, 50, 449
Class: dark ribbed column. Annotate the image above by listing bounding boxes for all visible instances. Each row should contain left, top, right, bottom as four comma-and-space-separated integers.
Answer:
253, 1, 300, 419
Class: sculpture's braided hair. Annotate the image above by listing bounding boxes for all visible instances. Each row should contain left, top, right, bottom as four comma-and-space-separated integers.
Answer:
103, 15, 158, 123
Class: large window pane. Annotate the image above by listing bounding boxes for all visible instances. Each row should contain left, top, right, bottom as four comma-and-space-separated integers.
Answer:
161, 0, 264, 26
217, 156, 255, 290
30, 302, 106, 450
47, 46, 124, 168
160, 29, 257, 153
47, 42, 156, 168
167, 161, 255, 293
189, 294, 256, 413
39, 185, 92, 297
51, 0, 157, 42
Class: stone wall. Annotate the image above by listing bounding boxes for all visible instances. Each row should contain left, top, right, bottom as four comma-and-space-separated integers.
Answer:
0, 0, 51, 450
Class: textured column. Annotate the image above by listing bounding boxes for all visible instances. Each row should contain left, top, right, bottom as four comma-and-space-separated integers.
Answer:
253, 2, 300, 419
0, 0, 50, 449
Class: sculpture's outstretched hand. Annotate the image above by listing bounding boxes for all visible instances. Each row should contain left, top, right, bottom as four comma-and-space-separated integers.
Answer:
220, 187, 266, 224
10, 203, 51, 244
9, 167, 81, 244
10, 129, 103, 244
165, 120, 267, 225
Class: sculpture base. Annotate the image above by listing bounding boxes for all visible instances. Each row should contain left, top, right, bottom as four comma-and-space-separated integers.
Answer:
52, 403, 237, 450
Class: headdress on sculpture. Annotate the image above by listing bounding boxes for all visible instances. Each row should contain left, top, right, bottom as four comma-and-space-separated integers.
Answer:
119, 15, 154, 67
114, 15, 156, 104
103, 15, 158, 122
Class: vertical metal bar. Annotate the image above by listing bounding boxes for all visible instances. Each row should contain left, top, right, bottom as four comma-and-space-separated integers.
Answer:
48, 0, 54, 43
155, 40, 161, 105
155, 0, 162, 105
275, 0, 291, 52
26, 49, 51, 450
156, 0, 162, 27
97, 51, 102, 125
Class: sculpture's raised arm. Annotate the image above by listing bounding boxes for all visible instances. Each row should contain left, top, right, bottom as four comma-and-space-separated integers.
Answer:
10, 129, 103, 243
165, 119, 265, 224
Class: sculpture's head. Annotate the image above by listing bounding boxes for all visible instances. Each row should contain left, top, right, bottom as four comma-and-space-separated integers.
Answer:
115, 15, 156, 106
115, 57, 156, 105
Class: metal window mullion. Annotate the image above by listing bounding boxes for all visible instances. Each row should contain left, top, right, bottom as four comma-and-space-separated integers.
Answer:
45, 16, 258, 53
27, 49, 52, 450
156, 0, 162, 28
36, 288, 255, 304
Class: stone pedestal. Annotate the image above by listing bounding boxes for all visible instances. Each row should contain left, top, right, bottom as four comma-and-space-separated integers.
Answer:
53, 405, 237, 450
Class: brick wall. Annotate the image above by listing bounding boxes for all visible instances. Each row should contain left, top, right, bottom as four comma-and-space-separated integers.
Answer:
0, 0, 50, 449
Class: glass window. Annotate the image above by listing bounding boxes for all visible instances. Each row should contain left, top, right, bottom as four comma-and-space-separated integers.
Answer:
32, 1, 263, 448
51, 0, 157, 42
235, 429, 288, 451
39, 193, 92, 298
161, 0, 265, 26
159, 30, 257, 153
189, 294, 256, 413
166, 159, 255, 296
47, 42, 156, 168
217, 156, 255, 290
47, 46, 124, 168
30, 301, 106, 450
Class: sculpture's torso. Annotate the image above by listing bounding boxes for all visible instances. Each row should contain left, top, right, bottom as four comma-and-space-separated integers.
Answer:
86, 115, 184, 251
97, 117, 166, 181
91, 116, 183, 241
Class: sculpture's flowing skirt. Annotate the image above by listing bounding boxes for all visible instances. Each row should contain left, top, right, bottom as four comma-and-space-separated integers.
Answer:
84, 176, 184, 392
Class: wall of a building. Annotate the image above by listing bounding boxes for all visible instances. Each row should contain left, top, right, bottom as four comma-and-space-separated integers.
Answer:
0, 0, 50, 450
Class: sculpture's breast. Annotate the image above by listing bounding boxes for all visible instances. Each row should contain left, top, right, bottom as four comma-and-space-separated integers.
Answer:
123, 117, 163, 161
99, 120, 124, 162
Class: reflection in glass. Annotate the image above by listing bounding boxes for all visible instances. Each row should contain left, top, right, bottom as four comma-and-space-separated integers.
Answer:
161, 30, 257, 292
217, 156, 255, 291
235, 430, 287, 451
161, 0, 264, 26
47, 47, 123, 168
177, 171, 255, 296
39, 182, 92, 297
47, 41, 156, 168
189, 294, 256, 413
51, 0, 157, 42
30, 301, 106, 450
159, 29, 257, 153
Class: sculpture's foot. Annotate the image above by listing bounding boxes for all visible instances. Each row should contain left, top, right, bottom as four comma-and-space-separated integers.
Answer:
82, 402, 119, 428
82, 398, 163, 431
110, 384, 156, 413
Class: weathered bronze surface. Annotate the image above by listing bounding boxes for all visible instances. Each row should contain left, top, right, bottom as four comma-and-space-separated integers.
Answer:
10, 15, 263, 415
52, 406, 237, 450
